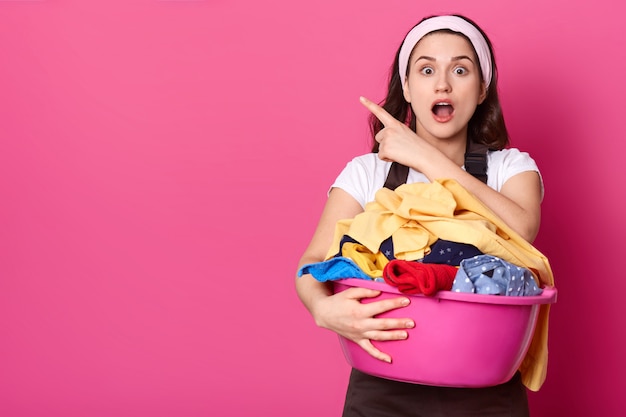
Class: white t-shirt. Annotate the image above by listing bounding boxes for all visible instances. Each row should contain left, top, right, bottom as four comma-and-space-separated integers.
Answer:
331, 148, 543, 209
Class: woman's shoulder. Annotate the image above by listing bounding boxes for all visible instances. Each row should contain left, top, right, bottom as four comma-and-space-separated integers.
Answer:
487, 147, 540, 174
486, 147, 542, 192
339, 153, 392, 179
488, 147, 536, 164
345, 152, 386, 167
331, 153, 391, 209
337, 151, 392, 176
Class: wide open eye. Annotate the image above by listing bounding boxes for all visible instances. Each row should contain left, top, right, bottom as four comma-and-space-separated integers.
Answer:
420, 67, 434, 75
454, 67, 468, 75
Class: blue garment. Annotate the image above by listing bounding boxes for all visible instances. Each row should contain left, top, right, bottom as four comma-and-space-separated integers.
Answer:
297, 256, 372, 282
422, 239, 483, 266
452, 255, 543, 296
338, 235, 481, 266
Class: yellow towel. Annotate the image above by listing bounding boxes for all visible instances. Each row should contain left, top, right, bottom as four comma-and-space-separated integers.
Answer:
341, 242, 390, 279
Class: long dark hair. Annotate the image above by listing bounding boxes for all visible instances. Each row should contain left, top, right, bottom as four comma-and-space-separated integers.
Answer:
370, 14, 509, 152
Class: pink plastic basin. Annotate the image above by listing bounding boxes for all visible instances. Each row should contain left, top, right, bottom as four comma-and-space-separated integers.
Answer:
333, 278, 557, 388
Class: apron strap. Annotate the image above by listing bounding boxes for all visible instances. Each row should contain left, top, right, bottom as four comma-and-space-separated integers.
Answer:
464, 140, 489, 184
382, 162, 410, 190
382, 141, 489, 190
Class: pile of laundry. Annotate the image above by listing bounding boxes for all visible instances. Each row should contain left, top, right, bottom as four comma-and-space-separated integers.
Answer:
297, 179, 552, 297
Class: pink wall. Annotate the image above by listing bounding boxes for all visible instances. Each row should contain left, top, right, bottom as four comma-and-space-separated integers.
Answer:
1, 1, 624, 416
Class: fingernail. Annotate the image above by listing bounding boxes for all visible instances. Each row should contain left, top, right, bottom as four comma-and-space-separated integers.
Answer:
400, 298, 410, 306
384, 357, 392, 363
406, 320, 415, 328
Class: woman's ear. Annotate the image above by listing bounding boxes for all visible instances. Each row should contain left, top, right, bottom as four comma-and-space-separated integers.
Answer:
403, 80, 411, 103
478, 82, 488, 104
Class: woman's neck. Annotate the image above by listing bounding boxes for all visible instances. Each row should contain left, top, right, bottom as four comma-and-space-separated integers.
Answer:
420, 131, 468, 167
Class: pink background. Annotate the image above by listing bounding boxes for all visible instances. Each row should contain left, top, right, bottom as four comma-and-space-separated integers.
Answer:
1, 1, 624, 416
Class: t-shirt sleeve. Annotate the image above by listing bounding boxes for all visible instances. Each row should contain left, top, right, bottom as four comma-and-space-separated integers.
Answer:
487, 148, 544, 199
329, 155, 374, 208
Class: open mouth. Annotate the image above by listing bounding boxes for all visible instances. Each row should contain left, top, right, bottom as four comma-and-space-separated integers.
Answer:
432, 102, 454, 118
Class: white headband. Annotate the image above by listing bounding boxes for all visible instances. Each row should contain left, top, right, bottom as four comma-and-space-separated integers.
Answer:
398, 15, 493, 90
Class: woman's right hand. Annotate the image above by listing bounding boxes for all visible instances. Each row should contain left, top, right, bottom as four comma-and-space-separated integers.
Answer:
310, 286, 414, 363
295, 187, 414, 363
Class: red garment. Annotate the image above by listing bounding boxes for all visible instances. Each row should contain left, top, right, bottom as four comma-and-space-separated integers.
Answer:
383, 260, 458, 295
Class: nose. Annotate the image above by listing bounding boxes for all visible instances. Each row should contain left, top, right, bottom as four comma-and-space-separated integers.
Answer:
435, 72, 451, 93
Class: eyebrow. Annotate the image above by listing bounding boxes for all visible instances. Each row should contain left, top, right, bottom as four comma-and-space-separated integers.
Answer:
415, 55, 475, 63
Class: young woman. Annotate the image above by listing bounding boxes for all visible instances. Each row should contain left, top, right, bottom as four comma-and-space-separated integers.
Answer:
296, 14, 543, 416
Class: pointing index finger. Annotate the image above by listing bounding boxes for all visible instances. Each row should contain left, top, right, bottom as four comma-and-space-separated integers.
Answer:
360, 96, 398, 127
